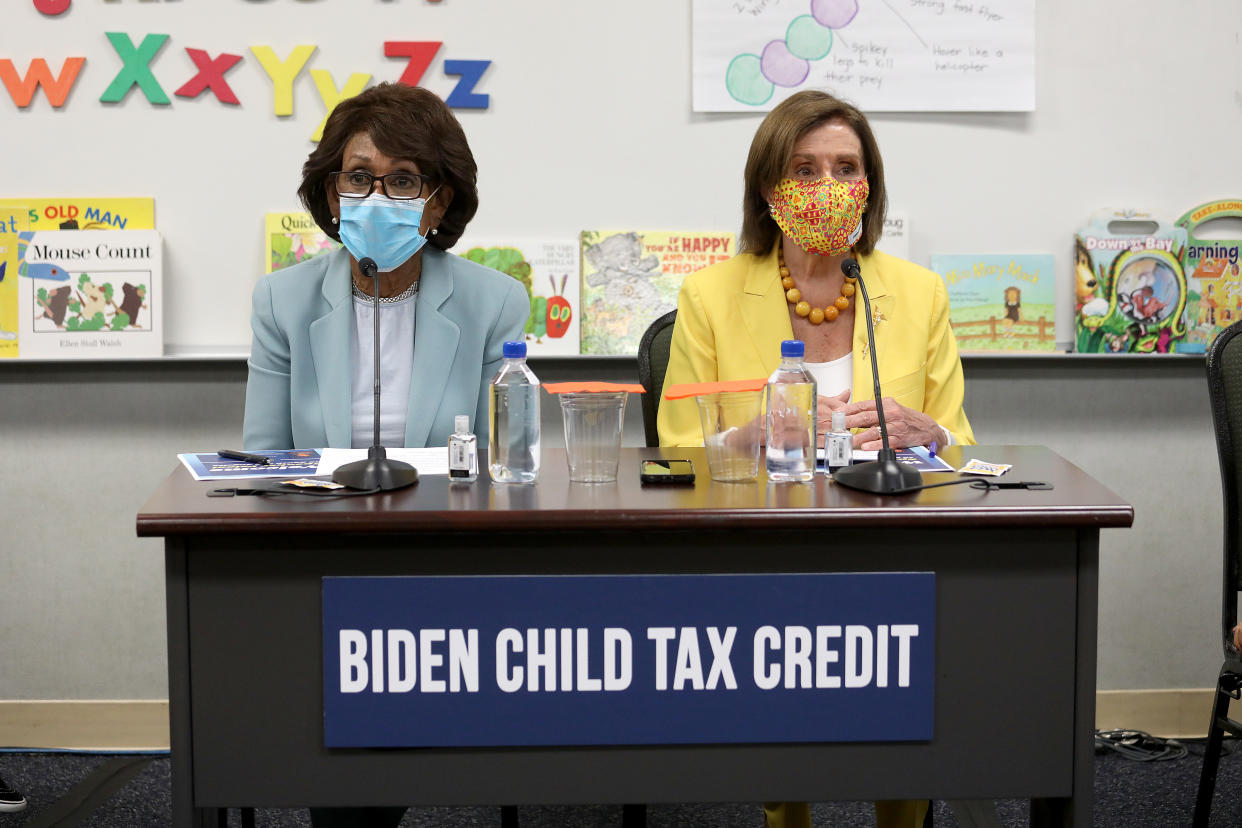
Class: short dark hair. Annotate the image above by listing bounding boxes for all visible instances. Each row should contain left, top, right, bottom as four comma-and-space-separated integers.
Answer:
298, 82, 478, 251
740, 90, 887, 257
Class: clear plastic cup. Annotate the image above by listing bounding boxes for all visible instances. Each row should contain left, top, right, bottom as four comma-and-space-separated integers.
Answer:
559, 391, 627, 483
695, 390, 762, 482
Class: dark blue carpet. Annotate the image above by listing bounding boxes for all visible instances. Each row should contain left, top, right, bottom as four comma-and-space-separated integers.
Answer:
2, 741, 1239, 826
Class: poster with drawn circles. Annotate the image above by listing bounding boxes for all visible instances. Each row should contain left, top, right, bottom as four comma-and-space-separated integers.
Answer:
693, 0, 1035, 113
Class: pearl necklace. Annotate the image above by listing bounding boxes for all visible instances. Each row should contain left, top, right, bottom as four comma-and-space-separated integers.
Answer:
780, 248, 856, 324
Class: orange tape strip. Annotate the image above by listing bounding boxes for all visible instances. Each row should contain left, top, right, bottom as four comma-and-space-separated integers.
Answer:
542, 382, 647, 394
662, 378, 767, 400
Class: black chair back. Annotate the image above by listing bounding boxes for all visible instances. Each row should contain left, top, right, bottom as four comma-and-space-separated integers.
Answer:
637, 310, 678, 447
1206, 320, 1242, 647
1196, 321, 1242, 827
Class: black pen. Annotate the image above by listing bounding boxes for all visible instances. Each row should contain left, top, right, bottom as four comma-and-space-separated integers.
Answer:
217, 449, 272, 466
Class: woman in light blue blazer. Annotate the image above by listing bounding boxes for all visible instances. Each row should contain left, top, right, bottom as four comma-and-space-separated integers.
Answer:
243, 82, 528, 452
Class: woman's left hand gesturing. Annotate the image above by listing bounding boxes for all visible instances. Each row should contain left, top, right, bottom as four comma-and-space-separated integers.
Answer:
844, 397, 946, 450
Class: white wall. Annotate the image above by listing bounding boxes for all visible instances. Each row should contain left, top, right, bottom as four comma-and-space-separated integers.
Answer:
5, 0, 1240, 350
1, 0, 1239, 700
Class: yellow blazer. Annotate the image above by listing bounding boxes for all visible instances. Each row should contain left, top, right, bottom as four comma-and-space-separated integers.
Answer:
657, 245, 975, 447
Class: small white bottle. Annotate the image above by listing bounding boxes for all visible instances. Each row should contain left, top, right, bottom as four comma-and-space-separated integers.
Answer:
448, 414, 478, 483
826, 410, 852, 476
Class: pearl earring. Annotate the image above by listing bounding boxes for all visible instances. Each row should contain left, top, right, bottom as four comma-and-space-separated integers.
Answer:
331, 216, 338, 225
429, 227, 439, 236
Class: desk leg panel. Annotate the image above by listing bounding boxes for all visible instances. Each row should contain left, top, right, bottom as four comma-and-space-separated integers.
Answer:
165, 539, 220, 828
180, 527, 1083, 808
1031, 529, 1099, 828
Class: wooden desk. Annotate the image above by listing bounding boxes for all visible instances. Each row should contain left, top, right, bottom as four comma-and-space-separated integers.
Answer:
137, 445, 1132, 827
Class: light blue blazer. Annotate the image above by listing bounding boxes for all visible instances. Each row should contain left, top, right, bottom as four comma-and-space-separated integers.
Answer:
243, 246, 529, 450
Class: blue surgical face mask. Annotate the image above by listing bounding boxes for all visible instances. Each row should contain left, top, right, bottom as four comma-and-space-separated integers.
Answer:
337, 188, 440, 272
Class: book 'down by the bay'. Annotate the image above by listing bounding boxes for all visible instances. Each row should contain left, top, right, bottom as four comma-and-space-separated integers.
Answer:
17, 229, 163, 359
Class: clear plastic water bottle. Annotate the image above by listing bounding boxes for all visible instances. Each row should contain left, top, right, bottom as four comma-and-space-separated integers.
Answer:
764, 339, 817, 482
488, 341, 541, 483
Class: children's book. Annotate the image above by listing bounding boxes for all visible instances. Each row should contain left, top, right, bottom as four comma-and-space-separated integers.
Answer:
579, 230, 735, 356
17, 230, 162, 358
930, 254, 1059, 352
1175, 199, 1242, 354
0, 207, 29, 358
877, 211, 909, 261
0, 198, 154, 231
456, 238, 581, 355
1074, 209, 1189, 354
266, 211, 339, 273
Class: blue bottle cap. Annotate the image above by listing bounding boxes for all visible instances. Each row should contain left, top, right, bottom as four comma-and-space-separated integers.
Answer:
781, 340, 805, 358
502, 341, 527, 359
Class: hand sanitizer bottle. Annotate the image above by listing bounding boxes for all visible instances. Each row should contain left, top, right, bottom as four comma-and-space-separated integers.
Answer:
448, 414, 478, 483
826, 410, 852, 476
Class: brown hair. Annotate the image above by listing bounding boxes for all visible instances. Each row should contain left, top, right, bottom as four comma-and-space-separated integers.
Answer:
298, 82, 478, 251
740, 90, 887, 257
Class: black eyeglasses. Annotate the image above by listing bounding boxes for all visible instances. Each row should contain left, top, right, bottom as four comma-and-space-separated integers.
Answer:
331, 170, 432, 200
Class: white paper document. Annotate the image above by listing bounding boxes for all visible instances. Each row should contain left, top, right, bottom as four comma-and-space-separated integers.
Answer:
316, 447, 450, 476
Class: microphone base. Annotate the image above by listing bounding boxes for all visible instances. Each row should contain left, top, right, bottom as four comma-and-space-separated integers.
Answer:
331, 446, 419, 491
831, 449, 923, 495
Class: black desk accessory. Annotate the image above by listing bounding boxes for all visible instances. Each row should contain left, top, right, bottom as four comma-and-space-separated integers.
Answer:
830, 257, 924, 496
331, 256, 419, 492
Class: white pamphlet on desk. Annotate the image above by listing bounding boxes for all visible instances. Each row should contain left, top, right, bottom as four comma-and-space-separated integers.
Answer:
316, 448, 449, 477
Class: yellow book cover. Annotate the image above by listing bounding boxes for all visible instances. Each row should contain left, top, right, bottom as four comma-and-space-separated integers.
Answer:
579, 230, 734, 355
0, 207, 31, 358
0, 198, 154, 231
266, 212, 338, 274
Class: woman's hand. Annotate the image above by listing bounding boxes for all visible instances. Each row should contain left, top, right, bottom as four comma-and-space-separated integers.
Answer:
844, 397, 947, 450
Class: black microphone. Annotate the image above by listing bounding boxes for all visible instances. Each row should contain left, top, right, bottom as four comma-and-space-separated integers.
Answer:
331, 256, 419, 491
830, 257, 923, 495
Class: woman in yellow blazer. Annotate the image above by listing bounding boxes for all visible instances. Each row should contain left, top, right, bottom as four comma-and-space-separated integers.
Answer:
658, 92, 974, 454
657, 90, 974, 828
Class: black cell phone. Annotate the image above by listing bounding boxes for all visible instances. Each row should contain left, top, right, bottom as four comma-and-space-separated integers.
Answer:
640, 459, 696, 484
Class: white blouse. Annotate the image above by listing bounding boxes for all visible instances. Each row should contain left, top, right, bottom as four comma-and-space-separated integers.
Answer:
350, 291, 416, 448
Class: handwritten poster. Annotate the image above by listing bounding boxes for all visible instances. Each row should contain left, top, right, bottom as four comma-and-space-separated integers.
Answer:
693, 0, 1035, 112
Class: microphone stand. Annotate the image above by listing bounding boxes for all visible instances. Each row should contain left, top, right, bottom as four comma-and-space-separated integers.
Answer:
331, 256, 419, 491
830, 257, 923, 495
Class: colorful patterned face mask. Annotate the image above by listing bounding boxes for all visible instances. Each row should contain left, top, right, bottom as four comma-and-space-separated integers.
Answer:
768, 177, 869, 256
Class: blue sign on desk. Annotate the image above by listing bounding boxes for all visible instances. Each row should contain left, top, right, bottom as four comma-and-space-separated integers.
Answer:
322, 573, 934, 748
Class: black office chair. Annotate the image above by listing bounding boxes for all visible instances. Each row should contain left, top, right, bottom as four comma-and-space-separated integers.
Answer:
621, 310, 680, 827
1194, 320, 1242, 827
637, 310, 678, 447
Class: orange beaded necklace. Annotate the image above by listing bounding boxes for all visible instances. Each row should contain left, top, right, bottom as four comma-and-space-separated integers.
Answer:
779, 247, 857, 325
